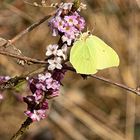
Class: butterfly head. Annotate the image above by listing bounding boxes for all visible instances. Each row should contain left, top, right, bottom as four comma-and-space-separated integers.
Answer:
80, 31, 91, 41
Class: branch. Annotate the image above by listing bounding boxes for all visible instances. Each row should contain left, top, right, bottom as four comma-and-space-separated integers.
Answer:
10, 117, 32, 140
0, 12, 55, 64
90, 75, 140, 95
0, 67, 46, 90
0, 76, 26, 90
0, 50, 47, 64
1, 50, 139, 96
65, 66, 140, 96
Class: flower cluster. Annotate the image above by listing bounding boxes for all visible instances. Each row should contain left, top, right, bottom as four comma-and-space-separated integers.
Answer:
24, 70, 66, 121
46, 44, 67, 71
24, 2, 86, 121
46, 3, 85, 72
48, 3, 85, 45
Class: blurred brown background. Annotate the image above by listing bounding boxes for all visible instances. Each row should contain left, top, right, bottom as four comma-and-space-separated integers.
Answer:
0, 0, 140, 140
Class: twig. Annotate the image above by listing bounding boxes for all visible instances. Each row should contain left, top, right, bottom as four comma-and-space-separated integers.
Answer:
0, 50, 47, 64
90, 75, 140, 95
0, 50, 139, 96
10, 117, 32, 140
9, 12, 55, 44
0, 76, 26, 90
65, 66, 140, 96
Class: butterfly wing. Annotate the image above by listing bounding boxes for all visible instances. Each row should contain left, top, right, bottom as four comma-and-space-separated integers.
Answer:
70, 35, 119, 74
70, 40, 97, 74
86, 35, 119, 70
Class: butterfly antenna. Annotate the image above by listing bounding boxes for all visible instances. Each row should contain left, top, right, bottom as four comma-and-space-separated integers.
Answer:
86, 27, 89, 32
91, 28, 94, 34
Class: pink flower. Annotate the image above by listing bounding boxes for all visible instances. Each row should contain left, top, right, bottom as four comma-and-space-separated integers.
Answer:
5, 76, 10, 80
53, 17, 65, 32
41, 99, 49, 110
46, 44, 59, 56
54, 3, 73, 17
46, 79, 59, 89
62, 35, 73, 45
45, 77, 53, 84
38, 73, 51, 81
64, 15, 78, 26
37, 110, 46, 120
77, 17, 85, 30
25, 110, 46, 121
50, 91, 59, 97
52, 28, 58, 36
61, 25, 77, 36
36, 83, 46, 91
56, 44, 68, 60
34, 90, 43, 101
73, 12, 85, 31
48, 57, 62, 70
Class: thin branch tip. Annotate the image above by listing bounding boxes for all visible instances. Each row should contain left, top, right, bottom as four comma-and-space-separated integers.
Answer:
10, 117, 32, 140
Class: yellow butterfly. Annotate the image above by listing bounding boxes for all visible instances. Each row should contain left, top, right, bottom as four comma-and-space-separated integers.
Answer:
70, 32, 120, 74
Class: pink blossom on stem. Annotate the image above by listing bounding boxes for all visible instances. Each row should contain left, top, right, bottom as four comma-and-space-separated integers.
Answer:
24, 2, 86, 122
24, 71, 63, 121
46, 44, 59, 56
25, 110, 46, 121
56, 44, 68, 60
62, 35, 73, 45
64, 15, 78, 26
48, 57, 62, 70
48, 4, 85, 46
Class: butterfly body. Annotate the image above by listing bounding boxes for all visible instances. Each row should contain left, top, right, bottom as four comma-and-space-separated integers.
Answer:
70, 32, 120, 74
